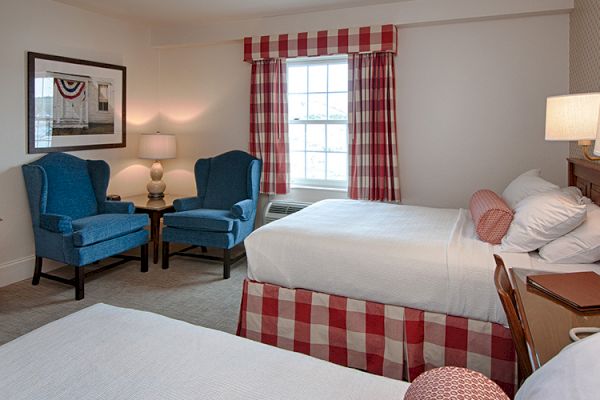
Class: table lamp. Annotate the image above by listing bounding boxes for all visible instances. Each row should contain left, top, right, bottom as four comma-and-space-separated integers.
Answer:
138, 132, 177, 198
545, 93, 600, 161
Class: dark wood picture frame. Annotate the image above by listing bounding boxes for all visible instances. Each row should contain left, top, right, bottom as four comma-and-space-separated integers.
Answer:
27, 52, 127, 153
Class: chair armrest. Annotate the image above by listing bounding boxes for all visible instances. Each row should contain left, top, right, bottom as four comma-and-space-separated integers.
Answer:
100, 201, 135, 214
174, 197, 203, 212
40, 213, 73, 234
231, 199, 254, 221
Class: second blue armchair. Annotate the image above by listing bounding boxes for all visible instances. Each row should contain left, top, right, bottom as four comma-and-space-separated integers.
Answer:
162, 150, 262, 279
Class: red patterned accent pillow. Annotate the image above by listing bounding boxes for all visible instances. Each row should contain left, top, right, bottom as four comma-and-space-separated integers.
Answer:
404, 367, 509, 400
470, 190, 514, 244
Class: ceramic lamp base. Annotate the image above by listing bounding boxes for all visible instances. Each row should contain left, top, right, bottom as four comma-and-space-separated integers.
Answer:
147, 160, 166, 198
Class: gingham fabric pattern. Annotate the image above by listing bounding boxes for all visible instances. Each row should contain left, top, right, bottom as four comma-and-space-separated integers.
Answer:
237, 280, 517, 398
243, 24, 398, 62
249, 59, 290, 194
404, 309, 516, 398
404, 367, 509, 400
237, 279, 405, 379
348, 52, 400, 201
469, 190, 514, 244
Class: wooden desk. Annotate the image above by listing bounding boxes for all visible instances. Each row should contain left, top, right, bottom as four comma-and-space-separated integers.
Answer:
123, 194, 180, 264
511, 268, 600, 370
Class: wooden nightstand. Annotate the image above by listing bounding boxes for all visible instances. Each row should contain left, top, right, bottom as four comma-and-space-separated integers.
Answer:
510, 268, 600, 370
123, 194, 181, 264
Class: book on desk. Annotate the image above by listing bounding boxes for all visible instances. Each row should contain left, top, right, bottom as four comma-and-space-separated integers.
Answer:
527, 271, 600, 313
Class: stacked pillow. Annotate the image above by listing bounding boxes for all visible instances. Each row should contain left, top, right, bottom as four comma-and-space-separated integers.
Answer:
470, 169, 600, 264
500, 187, 586, 253
501, 169, 559, 209
538, 201, 600, 263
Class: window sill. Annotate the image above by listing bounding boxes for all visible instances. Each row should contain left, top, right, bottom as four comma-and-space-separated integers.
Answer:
291, 185, 348, 192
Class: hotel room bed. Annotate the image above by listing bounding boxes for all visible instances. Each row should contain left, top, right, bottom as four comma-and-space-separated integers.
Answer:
0, 304, 410, 400
248, 199, 508, 325
246, 199, 600, 326
1, 304, 596, 400
238, 159, 600, 398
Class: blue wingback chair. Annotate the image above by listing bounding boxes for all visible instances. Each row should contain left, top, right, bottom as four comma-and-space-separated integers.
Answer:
22, 153, 149, 300
162, 150, 262, 279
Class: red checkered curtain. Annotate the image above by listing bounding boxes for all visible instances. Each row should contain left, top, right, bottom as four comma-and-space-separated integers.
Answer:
250, 59, 289, 194
348, 52, 400, 201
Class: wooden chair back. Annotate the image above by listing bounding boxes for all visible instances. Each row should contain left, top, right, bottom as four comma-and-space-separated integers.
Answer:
493, 254, 534, 382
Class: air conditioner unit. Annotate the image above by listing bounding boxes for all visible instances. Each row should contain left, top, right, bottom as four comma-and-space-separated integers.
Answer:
263, 201, 312, 224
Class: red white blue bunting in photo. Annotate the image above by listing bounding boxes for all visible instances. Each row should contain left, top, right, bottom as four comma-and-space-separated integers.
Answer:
54, 79, 86, 100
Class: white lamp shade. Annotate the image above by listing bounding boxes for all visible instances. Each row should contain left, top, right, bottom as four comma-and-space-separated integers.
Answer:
138, 133, 177, 160
545, 93, 600, 141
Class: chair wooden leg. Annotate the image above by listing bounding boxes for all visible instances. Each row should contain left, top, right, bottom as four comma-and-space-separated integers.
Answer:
75, 266, 85, 300
32, 257, 42, 285
223, 248, 231, 279
162, 241, 170, 270
141, 243, 149, 273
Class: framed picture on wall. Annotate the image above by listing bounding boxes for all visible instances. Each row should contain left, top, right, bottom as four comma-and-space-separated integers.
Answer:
27, 52, 126, 153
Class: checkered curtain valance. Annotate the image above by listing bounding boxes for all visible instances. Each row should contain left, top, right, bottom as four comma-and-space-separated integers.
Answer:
243, 24, 397, 62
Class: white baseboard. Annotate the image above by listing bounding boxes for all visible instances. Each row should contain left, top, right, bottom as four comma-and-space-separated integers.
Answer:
0, 256, 63, 288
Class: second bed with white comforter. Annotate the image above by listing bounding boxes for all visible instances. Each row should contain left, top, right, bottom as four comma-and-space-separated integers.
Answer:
246, 199, 600, 325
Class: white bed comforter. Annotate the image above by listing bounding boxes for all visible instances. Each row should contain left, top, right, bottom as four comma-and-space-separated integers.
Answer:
0, 304, 410, 400
247, 199, 509, 324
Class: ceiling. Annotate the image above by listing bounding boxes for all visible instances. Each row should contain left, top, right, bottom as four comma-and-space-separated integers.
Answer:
55, 0, 408, 25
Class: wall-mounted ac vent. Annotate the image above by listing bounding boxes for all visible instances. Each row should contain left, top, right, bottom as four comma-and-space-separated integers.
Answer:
263, 201, 312, 224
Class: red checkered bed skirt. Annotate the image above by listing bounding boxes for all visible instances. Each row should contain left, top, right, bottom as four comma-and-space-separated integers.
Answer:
237, 279, 517, 398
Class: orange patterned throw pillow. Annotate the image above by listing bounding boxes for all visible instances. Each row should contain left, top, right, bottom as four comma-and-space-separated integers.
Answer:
469, 190, 514, 244
404, 367, 509, 400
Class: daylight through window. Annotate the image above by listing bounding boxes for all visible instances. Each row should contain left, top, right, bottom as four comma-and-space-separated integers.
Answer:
287, 56, 348, 189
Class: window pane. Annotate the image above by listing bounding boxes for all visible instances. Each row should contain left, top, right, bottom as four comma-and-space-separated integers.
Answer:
327, 153, 347, 181
327, 124, 347, 152
306, 152, 326, 179
328, 92, 347, 120
287, 58, 349, 189
288, 65, 307, 93
328, 63, 348, 92
98, 84, 108, 102
307, 93, 326, 120
306, 124, 326, 151
290, 152, 306, 180
289, 124, 305, 151
308, 65, 327, 92
288, 93, 307, 120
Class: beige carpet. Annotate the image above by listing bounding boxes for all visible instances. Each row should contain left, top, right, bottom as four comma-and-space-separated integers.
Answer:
0, 253, 246, 346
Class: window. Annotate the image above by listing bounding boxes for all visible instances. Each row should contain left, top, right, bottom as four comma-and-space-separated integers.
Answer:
98, 83, 109, 111
287, 56, 348, 189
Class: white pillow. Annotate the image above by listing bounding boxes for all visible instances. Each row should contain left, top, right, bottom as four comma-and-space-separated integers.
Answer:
560, 186, 586, 204
502, 169, 559, 209
539, 202, 600, 263
515, 332, 600, 400
500, 189, 586, 252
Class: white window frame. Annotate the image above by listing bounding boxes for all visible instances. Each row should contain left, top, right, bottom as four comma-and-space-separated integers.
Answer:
287, 55, 349, 190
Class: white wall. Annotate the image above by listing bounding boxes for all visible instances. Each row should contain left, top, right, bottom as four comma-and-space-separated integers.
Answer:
158, 13, 569, 211
0, 0, 159, 286
159, 42, 250, 196
152, 0, 573, 47
397, 14, 570, 207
